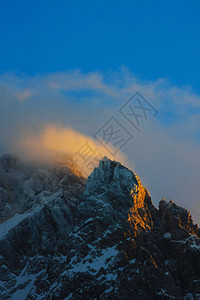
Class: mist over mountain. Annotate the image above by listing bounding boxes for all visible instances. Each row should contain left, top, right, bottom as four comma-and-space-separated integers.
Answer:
0, 154, 200, 299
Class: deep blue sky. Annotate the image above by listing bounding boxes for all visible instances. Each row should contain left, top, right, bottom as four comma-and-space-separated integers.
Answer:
0, 0, 200, 91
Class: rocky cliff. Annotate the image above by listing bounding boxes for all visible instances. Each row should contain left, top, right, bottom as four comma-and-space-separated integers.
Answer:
0, 155, 199, 299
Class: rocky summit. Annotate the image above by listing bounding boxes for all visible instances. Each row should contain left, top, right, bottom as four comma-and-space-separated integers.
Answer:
0, 155, 200, 299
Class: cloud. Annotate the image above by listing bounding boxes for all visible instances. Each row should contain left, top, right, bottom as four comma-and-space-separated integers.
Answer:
0, 67, 200, 223
15, 90, 33, 102
17, 124, 128, 176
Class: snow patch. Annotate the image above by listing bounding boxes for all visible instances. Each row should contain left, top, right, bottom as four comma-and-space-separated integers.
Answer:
0, 206, 41, 239
164, 232, 172, 239
68, 246, 118, 275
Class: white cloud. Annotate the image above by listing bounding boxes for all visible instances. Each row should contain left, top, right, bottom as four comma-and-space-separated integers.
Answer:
0, 68, 200, 224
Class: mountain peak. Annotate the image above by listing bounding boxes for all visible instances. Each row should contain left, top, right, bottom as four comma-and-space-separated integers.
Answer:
86, 156, 140, 195
0, 155, 200, 299
84, 156, 156, 234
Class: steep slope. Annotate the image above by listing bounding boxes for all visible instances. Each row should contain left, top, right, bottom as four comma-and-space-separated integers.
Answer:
0, 156, 199, 299
0, 154, 84, 224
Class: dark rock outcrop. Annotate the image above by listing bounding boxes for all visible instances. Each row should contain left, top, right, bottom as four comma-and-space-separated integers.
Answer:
0, 156, 199, 299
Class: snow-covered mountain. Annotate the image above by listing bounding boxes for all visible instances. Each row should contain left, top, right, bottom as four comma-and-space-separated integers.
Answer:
0, 155, 200, 299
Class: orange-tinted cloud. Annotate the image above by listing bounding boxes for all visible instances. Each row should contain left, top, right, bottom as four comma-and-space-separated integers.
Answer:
18, 124, 129, 176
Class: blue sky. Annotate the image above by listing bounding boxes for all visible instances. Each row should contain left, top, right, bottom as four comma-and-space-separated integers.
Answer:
0, 0, 200, 92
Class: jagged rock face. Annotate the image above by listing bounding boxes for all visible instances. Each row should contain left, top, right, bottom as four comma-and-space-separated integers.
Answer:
159, 199, 200, 291
159, 199, 200, 238
0, 156, 200, 299
0, 154, 85, 223
85, 158, 155, 235
0, 155, 32, 223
